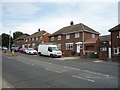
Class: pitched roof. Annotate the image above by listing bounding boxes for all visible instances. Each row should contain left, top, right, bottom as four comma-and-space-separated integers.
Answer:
85, 37, 99, 43
15, 35, 29, 40
50, 23, 100, 36
100, 35, 111, 41
27, 30, 48, 39
108, 24, 120, 32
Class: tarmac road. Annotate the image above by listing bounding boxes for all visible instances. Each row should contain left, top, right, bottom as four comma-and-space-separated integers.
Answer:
2, 52, 119, 88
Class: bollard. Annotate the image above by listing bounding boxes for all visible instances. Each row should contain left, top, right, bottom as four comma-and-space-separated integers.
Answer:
4, 49, 6, 53
11, 50, 15, 55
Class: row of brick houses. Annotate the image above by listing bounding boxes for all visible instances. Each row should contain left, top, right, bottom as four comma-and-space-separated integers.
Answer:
13, 22, 120, 61
13, 29, 51, 49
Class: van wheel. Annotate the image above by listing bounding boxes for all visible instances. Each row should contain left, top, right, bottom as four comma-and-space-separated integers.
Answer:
39, 52, 42, 56
50, 54, 53, 58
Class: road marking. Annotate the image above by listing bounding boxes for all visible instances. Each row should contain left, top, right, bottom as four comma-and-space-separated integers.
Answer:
72, 75, 95, 83
93, 60, 103, 63
45, 68, 61, 73
83, 70, 113, 79
63, 66, 81, 71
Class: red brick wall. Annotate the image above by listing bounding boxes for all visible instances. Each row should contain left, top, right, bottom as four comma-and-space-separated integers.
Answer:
111, 31, 120, 56
50, 32, 99, 56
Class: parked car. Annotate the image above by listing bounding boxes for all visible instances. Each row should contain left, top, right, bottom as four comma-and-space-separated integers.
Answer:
11, 46, 19, 52
2, 46, 8, 50
19, 48, 27, 53
26, 48, 37, 55
38, 44, 62, 58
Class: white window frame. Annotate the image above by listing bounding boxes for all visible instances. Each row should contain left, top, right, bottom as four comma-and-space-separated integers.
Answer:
75, 32, 80, 38
57, 44, 61, 50
66, 34, 70, 39
92, 34, 95, 38
66, 43, 73, 50
100, 47, 107, 51
114, 47, 120, 54
32, 38, 34, 41
51, 37, 54, 41
36, 37, 38, 41
40, 36, 43, 40
58, 35, 61, 40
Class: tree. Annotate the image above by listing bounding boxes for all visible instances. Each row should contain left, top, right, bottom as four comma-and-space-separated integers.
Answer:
13, 31, 23, 40
1, 33, 12, 48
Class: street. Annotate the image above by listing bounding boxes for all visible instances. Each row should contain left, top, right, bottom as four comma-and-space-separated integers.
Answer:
2, 52, 118, 88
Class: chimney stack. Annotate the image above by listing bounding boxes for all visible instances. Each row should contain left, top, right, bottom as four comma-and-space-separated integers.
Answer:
38, 28, 40, 32
70, 21, 74, 26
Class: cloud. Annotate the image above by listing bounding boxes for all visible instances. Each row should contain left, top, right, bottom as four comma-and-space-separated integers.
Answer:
2, 2, 42, 20
2, 2, 118, 36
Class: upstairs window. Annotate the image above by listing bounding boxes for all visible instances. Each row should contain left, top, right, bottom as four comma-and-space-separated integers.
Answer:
32, 38, 34, 41
51, 37, 54, 41
40, 36, 43, 40
36, 37, 38, 41
66, 34, 70, 39
58, 35, 61, 40
75, 32, 80, 38
92, 34, 95, 38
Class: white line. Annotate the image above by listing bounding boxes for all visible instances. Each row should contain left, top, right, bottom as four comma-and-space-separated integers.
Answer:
67, 67, 81, 71
45, 68, 61, 73
72, 75, 95, 83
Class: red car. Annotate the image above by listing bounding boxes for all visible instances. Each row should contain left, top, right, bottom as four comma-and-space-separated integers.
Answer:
19, 48, 27, 53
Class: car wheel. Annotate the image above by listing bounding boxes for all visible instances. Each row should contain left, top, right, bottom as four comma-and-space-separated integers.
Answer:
50, 54, 53, 58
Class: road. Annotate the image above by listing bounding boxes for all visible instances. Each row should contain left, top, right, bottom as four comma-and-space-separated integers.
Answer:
2, 52, 119, 88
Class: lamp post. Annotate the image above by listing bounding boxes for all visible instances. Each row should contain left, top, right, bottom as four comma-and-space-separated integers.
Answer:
9, 30, 11, 52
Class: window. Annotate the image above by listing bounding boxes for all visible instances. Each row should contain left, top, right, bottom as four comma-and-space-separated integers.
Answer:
66, 43, 73, 50
100, 47, 107, 51
51, 37, 54, 41
92, 34, 95, 38
32, 38, 34, 41
58, 35, 61, 40
26, 39, 28, 42
114, 47, 120, 54
36, 37, 38, 41
75, 32, 80, 38
32, 43, 36, 48
66, 34, 70, 39
57, 44, 61, 50
40, 36, 43, 40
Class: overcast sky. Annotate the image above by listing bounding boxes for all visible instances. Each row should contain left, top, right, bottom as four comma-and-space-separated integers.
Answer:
1, 0, 119, 36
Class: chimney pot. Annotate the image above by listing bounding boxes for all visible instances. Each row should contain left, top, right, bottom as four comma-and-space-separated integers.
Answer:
70, 21, 74, 26
38, 28, 40, 32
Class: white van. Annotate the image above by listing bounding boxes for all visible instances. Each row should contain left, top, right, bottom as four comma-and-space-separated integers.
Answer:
38, 44, 62, 57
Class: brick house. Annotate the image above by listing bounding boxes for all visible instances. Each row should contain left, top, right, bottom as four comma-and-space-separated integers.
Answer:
49, 22, 100, 57
13, 34, 29, 48
24, 29, 51, 49
99, 35, 111, 60
108, 24, 120, 61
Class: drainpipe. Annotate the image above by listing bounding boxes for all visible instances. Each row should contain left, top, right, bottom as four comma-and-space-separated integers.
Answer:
82, 31, 85, 55
81, 24, 85, 55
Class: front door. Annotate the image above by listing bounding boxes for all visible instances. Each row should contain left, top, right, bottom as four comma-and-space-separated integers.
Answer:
77, 44, 80, 53
108, 47, 111, 59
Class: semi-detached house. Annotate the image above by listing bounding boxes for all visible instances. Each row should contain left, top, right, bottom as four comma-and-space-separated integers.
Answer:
24, 29, 51, 49
13, 29, 51, 49
108, 24, 120, 61
49, 22, 100, 57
